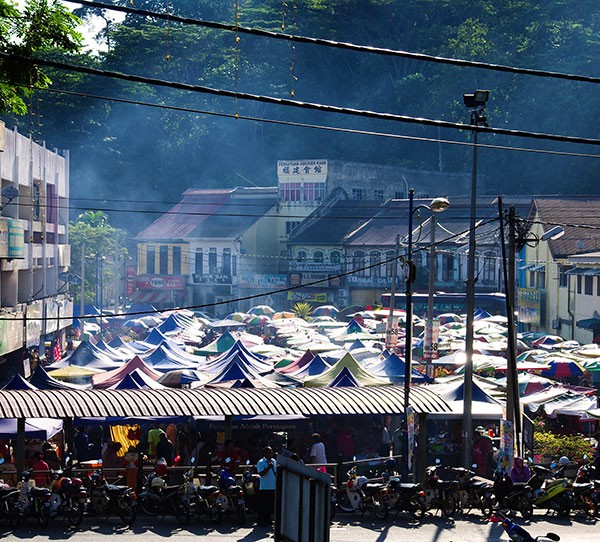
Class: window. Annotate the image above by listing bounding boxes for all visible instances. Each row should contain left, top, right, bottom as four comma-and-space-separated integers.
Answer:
172, 246, 181, 275
351, 188, 364, 200
297, 250, 307, 261
385, 250, 396, 277
482, 251, 495, 283
286, 221, 301, 235
315, 183, 326, 201
370, 251, 381, 277
373, 189, 384, 200
559, 267, 569, 288
585, 275, 593, 295
353, 250, 366, 276
46, 184, 57, 224
195, 249, 203, 275
394, 191, 405, 199
529, 271, 535, 288
146, 246, 156, 274
32, 183, 40, 221
442, 254, 454, 282
208, 248, 217, 274
303, 183, 315, 201
222, 248, 231, 275
159, 246, 169, 275
597, 276, 600, 296
313, 250, 324, 263
330, 251, 341, 265
279, 183, 301, 201
577, 275, 582, 294
537, 271, 546, 289
232, 254, 237, 276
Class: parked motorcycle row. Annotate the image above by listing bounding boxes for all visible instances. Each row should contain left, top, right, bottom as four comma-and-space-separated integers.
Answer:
1, 455, 598, 531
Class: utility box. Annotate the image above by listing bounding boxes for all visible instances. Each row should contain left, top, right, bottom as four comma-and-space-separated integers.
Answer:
275, 454, 331, 542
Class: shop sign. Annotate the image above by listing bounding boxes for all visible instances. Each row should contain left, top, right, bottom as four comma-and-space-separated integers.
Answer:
517, 287, 541, 325
289, 272, 341, 287
291, 261, 342, 273
0, 312, 24, 356
7, 219, 25, 258
407, 406, 415, 472
26, 300, 43, 348
347, 276, 393, 287
0, 219, 8, 258
498, 419, 515, 473
192, 273, 231, 285
385, 316, 399, 350
238, 274, 287, 288
125, 265, 136, 296
278, 159, 327, 181
0, 120, 4, 151
287, 292, 328, 303
136, 275, 185, 289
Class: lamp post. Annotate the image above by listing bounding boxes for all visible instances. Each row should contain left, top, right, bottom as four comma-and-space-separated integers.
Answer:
462, 89, 489, 468
403, 189, 449, 478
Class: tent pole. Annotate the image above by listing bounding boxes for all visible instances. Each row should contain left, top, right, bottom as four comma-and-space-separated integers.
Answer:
16, 418, 25, 477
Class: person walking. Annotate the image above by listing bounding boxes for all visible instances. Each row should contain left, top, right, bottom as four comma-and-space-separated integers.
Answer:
256, 446, 277, 527
310, 433, 327, 465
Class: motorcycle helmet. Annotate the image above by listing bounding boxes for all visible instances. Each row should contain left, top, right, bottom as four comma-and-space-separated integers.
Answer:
220, 472, 236, 490
559, 456, 569, 466
71, 477, 83, 487
356, 476, 368, 490
385, 458, 397, 471
155, 462, 168, 477
243, 471, 252, 482
58, 477, 72, 492
151, 476, 166, 488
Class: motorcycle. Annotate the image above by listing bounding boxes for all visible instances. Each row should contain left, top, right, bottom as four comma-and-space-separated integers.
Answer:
0, 465, 21, 529
17, 470, 52, 526
216, 467, 246, 524
384, 473, 427, 521
422, 460, 459, 518
571, 455, 598, 517
489, 512, 560, 542
336, 466, 389, 520
86, 470, 137, 526
528, 464, 572, 517
493, 470, 534, 520
48, 471, 88, 527
183, 465, 223, 523
138, 463, 191, 525
450, 465, 494, 517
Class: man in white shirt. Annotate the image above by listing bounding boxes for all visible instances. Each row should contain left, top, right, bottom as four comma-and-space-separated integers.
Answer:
256, 446, 277, 526
310, 433, 327, 464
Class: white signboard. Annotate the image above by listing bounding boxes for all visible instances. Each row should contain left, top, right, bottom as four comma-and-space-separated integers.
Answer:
278, 159, 328, 183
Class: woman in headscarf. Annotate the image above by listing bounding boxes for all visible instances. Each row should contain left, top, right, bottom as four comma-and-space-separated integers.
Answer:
510, 457, 531, 483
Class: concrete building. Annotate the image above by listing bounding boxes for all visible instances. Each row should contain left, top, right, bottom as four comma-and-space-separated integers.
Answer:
0, 122, 72, 375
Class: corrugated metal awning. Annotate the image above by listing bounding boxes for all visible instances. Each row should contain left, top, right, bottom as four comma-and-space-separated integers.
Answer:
566, 267, 600, 276
0, 385, 450, 419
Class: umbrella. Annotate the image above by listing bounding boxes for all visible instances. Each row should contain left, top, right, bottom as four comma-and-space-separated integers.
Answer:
225, 312, 249, 322
437, 313, 463, 324
272, 311, 295, 320
245, 315, 271, 326
312, 305, 339, 317
248, 305, 275, 316
532, 335, 564, 348
47, 365, 105, 379
541, 360, 585, 378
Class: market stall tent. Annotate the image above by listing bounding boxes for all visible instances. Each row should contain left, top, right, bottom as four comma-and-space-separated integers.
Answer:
303, 353, 390, 387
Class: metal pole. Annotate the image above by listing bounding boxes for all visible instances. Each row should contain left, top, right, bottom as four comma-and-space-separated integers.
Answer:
426, 216, 436, 380
404, 189, 414, 479
80, 243, 85, 322
385, 234, 401, 351
114, 230, 120, 313
508, 206, 522, 454
462, 122, 478, 468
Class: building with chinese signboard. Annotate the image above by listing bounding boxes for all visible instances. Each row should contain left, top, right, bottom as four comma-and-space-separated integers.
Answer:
0, 124, 72, 377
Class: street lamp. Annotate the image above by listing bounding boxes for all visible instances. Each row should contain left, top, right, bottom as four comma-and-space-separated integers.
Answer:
403, 189, 449, 478
462, 89, 489, 468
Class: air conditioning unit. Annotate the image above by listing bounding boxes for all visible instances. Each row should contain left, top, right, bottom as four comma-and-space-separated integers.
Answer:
551, 319, 560, 330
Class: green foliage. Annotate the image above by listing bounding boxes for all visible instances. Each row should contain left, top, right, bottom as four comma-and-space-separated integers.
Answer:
69, 213, 128, 305
0, 0, 82, 114
293, 302, 312, 320
533, 431, 595, 464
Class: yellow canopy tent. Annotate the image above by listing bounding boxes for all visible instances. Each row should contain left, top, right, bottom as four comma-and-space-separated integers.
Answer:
303, 352, 390, 387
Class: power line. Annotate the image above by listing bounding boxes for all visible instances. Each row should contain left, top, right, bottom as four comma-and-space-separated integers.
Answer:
5, 53, 600, 147
16, 217, 499, 321
69, 0, 600, 85
37, 86, 600, 160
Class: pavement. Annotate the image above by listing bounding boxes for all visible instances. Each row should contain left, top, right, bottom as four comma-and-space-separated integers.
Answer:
0, 512, 597, 542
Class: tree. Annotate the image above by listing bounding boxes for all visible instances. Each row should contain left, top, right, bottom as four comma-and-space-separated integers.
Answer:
69, 212, 128, 307
0, 0, 82, 114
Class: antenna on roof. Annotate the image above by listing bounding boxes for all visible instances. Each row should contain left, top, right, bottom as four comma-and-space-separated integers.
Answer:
236, 173, 258, 187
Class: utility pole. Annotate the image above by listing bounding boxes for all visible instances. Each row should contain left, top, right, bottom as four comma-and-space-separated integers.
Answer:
114, 230, 120, 313
385, 234, 401, 351
80, 243, 85, 328
425, 216, 436, 380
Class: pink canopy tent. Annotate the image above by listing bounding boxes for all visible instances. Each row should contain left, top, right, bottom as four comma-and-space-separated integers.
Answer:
277, 350, 315, 374
92, 356, 162, 389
